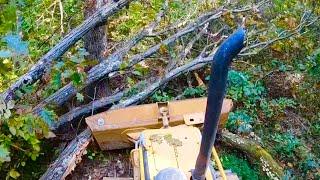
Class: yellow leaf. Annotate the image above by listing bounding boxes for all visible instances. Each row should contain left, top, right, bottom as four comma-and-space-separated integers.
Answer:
9, 169, 20, 179
44, 131, 56, 139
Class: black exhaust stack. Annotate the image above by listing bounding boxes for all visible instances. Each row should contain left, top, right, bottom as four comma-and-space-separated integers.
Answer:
192, 28, 246, 180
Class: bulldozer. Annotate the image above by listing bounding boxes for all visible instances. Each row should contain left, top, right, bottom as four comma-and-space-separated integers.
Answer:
85, 28, 246, 180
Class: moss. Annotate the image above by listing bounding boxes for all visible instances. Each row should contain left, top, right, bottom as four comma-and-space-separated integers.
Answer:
221, 131, 285, 179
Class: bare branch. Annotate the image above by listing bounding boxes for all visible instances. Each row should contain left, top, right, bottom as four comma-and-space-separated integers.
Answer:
52, 91, 124, 133
0, 0, 132, 103
240, 14, 318, 56
33, 1, 168, 114
33, 6, 223, 117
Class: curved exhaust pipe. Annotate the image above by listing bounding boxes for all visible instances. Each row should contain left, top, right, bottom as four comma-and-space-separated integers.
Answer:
192, 28, 246, 180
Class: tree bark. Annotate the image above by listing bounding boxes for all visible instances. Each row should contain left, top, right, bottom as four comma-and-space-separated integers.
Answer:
84, 0, 108, 62
84, 0, 111, 99
40, 128, 92, 180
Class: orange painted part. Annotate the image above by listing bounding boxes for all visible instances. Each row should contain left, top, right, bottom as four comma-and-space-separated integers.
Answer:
86, 97, 233, 150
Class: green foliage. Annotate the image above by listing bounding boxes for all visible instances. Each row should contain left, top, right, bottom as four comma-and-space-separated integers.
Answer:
109, 1, 163, 41
0, 144, 10, 163
2, 34, 28, 56
271, 133, 301, 160
182, 86, 206, 98
0, 33, 29, 83
220, 153, 260, 180
39, 108, 57, 127
0, 99, 14, 120
0, 1, 17, 35
299, 155, 319, 172
297, 50, 320, 118
0, 113, 49, 177
76, 93, 84, 102
260, 98, 296, 119
151, 90, 173, 102
227, 110, 253, 134
133, 64, 149, 77
227, 70, 265, 111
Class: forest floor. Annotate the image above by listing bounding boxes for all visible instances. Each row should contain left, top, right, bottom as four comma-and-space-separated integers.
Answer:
67, 144, 132, 180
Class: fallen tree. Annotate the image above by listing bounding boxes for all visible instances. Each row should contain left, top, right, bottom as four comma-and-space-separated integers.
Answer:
0, 0, 132, 103
220, 130, 285, 179
32, 7, 223, 115
32, 0, 169, 114
39, 4, 320, 179
31, 1, 273, 119
39, 128, 92, 180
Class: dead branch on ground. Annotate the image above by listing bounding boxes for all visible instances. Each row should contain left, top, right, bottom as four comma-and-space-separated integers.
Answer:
0, 0, 132, 103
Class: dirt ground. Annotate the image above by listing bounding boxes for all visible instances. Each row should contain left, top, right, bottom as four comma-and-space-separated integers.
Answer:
66, 147, 133, 180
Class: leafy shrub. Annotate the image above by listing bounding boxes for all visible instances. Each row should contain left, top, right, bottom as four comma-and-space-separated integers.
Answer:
226, 110, 253, 134
299, 155, 320, 174
260, 97, 296, 119
0, 113, 49, 179
182, 86, 206, 98
151, 90, 173, 102
297, 50, 320, 119
227, 70, 265, 112
271, 133, 301, 160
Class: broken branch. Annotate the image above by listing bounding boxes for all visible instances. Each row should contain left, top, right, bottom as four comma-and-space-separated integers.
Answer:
0, 0, 131, 103
33, 0, 168, 114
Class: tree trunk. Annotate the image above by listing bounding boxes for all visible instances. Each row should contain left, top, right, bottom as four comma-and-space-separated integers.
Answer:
84, 0, 111, 99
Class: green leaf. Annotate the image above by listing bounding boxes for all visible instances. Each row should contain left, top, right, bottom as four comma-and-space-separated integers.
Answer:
39, 109, 56, 127
15, 90, 23, 98
54, 61, 65, 69
132, 70, 143, 76
71, 72, 82, 86
4, 109, 11, 119
9, 126, 16, 135
51, 72, 62, 90
0, 144, 10, 162
76, 93, 84, 102
9, 169, 20, 179
61, 69, 72, 78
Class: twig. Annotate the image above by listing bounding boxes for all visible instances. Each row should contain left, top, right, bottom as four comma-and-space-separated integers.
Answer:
58, 0, 64, 34
240, 14, 318, 56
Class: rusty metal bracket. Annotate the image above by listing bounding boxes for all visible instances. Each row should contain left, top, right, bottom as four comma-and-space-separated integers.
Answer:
157, 102, 169, 128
